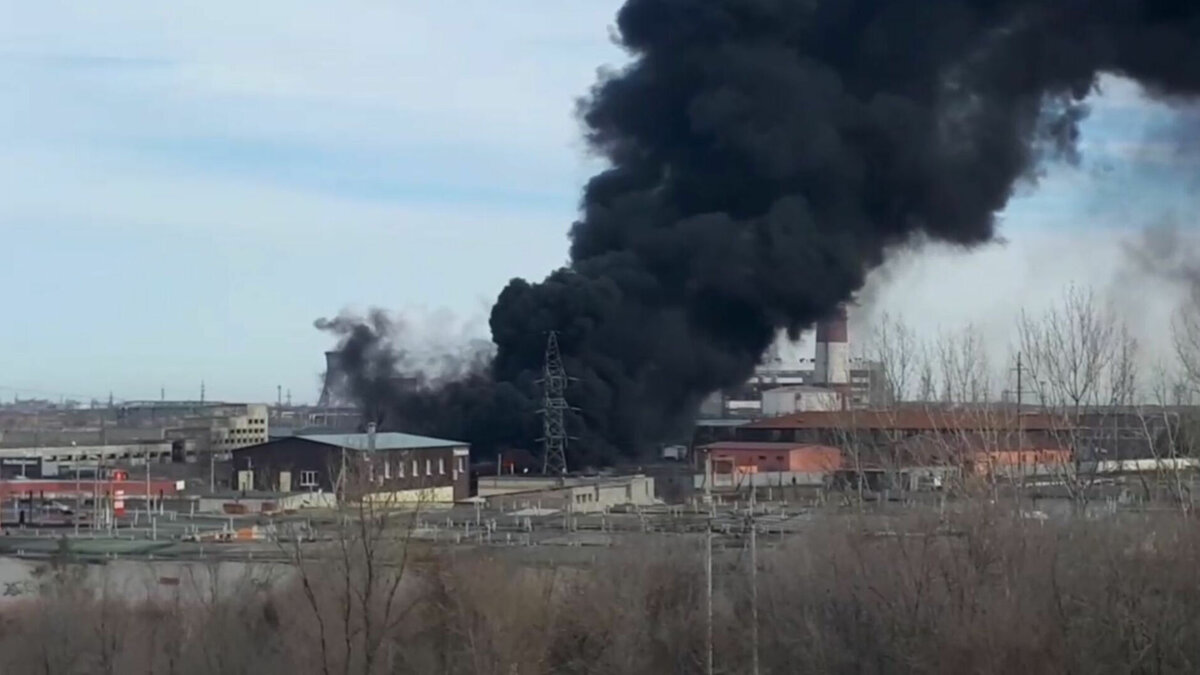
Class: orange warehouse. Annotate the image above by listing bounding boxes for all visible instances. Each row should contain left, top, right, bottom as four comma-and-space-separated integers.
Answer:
700, 441, 842, 474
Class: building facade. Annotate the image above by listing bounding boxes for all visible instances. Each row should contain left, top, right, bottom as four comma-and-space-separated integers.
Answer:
231, 432, 470, 502
0, 442, 172, 478
165, 403, 270, 459
475, 474, 657, 514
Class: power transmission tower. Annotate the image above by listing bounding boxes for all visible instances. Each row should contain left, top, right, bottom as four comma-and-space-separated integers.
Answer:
538, 331, 572, 476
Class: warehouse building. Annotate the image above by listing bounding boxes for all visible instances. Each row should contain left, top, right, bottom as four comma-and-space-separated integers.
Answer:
230, 431, 470, 503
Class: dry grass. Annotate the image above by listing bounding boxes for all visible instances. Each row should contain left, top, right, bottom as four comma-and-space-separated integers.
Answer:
5, 507, 1200, 674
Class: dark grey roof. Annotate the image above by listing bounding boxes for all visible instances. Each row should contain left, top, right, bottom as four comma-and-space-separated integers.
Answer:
297, 432, 466, 451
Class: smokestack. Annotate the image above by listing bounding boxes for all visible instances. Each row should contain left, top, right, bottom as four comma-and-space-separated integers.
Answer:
814, 305, 849, 386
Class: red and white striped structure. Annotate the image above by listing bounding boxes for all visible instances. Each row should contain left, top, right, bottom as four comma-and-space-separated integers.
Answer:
813, 304, 850, 386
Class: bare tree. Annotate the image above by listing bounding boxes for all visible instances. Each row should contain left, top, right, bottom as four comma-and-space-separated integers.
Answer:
1018, 284, 1118, 413
1132, 360, 1194, 514
287, 452, 427, 675
1016, 283, 1135, 505
866, 311, 919, 403
937, 324, 993, 404
1171, 290, 1200, 400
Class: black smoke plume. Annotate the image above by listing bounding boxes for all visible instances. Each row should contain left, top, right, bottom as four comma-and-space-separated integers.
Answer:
323, 0, 1200, 465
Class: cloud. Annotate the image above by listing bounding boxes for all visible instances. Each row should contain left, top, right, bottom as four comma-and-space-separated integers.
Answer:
0, 0, 625, 402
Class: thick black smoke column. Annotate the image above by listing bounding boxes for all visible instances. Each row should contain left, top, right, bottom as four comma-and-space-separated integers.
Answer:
326, 0, 1200, 465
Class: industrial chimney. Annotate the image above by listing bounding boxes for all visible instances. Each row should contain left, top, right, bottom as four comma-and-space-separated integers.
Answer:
813, 304, 849, 386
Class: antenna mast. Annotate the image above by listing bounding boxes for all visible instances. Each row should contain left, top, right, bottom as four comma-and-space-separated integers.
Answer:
539, 331, 571, 475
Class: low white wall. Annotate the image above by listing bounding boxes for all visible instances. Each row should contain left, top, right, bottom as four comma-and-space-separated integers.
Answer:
694, 471, 827, 490
0, 557, 294, 606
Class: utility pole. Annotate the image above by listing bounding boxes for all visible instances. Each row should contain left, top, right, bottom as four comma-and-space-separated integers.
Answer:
92, 453, 101, 531
1015, 352, 1024, 464
706, 516, 714, 675
74, 454, 80, 535
145, 450, 152, 522
1015, 351, 1023, 411
749, 485, 759, 675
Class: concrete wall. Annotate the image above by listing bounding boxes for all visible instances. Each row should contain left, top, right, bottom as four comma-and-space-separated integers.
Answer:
1092, 458, 1200, 474
696, 470, 828, 490
0, 557, 295, 607
477, 476, 575, 497
363, 485, 455, 505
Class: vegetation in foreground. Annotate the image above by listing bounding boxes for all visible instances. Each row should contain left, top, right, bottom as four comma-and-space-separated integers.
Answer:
3, 504, 1200, 674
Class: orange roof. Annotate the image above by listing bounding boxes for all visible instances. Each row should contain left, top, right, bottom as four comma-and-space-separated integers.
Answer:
744, 409, 1071, 432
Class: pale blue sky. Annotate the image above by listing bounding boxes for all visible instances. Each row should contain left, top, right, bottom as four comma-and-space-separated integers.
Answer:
0, 2, 1196, 404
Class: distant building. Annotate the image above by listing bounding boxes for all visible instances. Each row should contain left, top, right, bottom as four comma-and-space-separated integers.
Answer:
699, 441, 842, 475
732, 409, 1073, 476
164, 403, 270, 460
761, 385, 843, 416
230, 431, 470, 503
0, 442, 172, 479
0, 427, 165, 448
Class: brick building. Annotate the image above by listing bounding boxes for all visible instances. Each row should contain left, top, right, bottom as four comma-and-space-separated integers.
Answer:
231, 432, 470, 503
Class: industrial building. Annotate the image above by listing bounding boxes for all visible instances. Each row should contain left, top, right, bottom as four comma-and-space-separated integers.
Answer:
474, 474, 658, 513
724, 408, 1076, 483
761, 385, 844, 415
0, 442, 172, 479
163, 403, 269, 459
700, 304, 891, 418
230, 431, 470, 503
693, 441, 842, 491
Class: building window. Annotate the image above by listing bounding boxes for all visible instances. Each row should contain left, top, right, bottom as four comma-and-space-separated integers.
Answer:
412, 460, 419, 477
457, 457, 465, 473
384, 459, 391, 479
425, 459, 432, 476
398, 460, 406, 478
438, 458, 445, 475
300, 470, 318, 487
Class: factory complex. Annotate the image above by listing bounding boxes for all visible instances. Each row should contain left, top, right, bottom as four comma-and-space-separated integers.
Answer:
0, 303, 1196, 540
